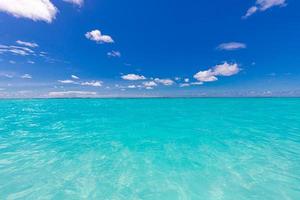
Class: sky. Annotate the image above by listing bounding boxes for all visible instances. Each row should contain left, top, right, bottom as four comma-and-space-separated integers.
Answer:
0, 0, 300, 98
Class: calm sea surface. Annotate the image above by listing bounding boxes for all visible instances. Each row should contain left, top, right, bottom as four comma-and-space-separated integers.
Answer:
0, 98, 300, 199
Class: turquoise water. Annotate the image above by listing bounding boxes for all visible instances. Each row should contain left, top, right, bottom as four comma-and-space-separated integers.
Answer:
0, 98, 300, 199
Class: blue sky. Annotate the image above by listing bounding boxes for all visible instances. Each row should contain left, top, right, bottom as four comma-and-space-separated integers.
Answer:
0, 0, 299, 97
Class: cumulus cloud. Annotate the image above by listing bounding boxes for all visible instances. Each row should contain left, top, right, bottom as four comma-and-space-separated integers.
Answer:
48, 91, 97, 97
16, 40, 38, 48
193, 69, 217, 82
143, 81, 157, 87
63, 0, 84, 6
184, 78, 189, 83
0, 0, 57, 23
154, 78, 174, 86
217, 42, 246, 51
21, 74, 32, 79
58, 79, 76, 84
193, 62, 240, 82
85, 29, 114, 44
121, 74, 146, 81
71, 75, 79, 79
214, 62, 240, 76
243, 0, 287, 18
107, 50, 121, 57
0, 44, 34, 56
81, 81, 102, 87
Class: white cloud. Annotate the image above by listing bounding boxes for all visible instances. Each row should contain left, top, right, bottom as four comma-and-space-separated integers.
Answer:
193, 69, 218, 82
180, 83, 190, 87
143, 81, 157, 87
217, 42, 246, 51
0, 44, 34, 56
194, 62, 240, 82
107, 50, 121, 57
9, 60, 16, 64
81, 81, 102, 87
184, 78, 189, 83
48, 91, 97, 97
85, 29, 114, 44
0, 73, 14, 78
145, 87, 153, 90
63, 0, 83, 6
21, 74, 32, 79
243, 0, 287, 18
154, 78, 174, 86
244, 6, 258, 18
191, 82, 203, 85
16, 40, 38, 48
213, 62, 240, 76
121, 74, 146, 81
0, 0, 57, 23
127, 85, 136, 89
27, 60, 35, 64
71, 75, 79, 79
58, 80, 76, 84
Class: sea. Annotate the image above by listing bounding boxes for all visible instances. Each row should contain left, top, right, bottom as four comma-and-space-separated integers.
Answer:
0, 98, 299, 199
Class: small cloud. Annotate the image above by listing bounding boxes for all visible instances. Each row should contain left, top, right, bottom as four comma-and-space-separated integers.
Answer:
27, 60, 35, 64
243, 0, 287, 18
191, 82, 203, 85
213, 62, 240, 76
9, 60, 16, 64
217, 42, 246, 51
243, 6, 258, 18
154, 78, 174, 86
193, 69, 217, 82
174, 77, 181, 81
0, 0, 58, 23
107, 50, 121, 58
127, 85, 136, 89
63, 0, 84, 6
48, 91, 97, 97
81, 81, 102, 87
194, 62, 240, 82
16, 40, 38, 48
0, 73, 13, 78
143, 81, 157, 87
145, 87, 153, 90
71, 75, 80, 79
21, 74, 32, 79
85, 29, 114, 44
180, 83, 190, 87
121, 74, 146, 81
184, 78, 189, 83
58, 80, 76, 84
0, 44, 34, 56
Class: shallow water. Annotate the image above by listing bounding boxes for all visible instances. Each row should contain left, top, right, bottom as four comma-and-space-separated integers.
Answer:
0, 98, 300, 199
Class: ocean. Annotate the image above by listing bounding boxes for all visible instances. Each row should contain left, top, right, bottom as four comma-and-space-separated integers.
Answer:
0, 98, 299, 199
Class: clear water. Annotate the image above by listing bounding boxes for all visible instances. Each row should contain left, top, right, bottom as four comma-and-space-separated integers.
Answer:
0, 98, 300, 200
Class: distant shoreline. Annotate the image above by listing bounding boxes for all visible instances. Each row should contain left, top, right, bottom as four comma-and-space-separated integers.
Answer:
1, 96, 300, 100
